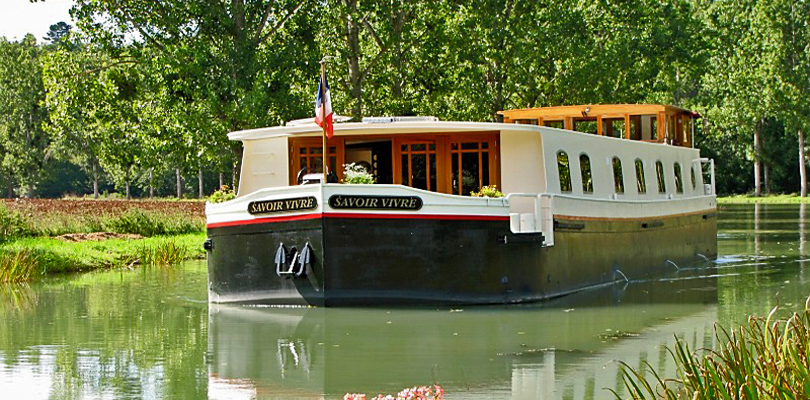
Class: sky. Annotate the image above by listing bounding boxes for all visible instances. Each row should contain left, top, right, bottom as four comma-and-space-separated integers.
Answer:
0, 0, 75, 42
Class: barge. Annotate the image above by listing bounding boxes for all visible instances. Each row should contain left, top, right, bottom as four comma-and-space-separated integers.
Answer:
205, 104, 717, 306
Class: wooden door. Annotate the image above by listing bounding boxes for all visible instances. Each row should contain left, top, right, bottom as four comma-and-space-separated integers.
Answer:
393, 138, 445, 193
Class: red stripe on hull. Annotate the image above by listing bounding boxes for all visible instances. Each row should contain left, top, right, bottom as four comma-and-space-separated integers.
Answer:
206, 212, 509, 229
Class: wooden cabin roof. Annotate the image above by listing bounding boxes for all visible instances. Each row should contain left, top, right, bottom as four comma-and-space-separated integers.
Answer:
498, 104, 697, 122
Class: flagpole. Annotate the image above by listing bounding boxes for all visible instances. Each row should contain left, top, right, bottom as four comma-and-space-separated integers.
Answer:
320, 60, 328, 185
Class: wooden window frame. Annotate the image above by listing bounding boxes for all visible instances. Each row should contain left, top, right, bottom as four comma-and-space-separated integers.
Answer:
289, 137, 345, 185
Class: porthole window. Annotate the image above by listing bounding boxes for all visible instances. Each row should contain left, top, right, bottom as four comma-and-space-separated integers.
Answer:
674, 162, 684, 193
656, 161, 666, 193
580, 153, 593, 193
635, 159, 646, 194
612, 157, 624, 194
557, 151, 571, 193
690, 165, 697, 190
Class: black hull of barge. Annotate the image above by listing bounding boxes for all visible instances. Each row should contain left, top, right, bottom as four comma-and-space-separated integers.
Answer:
206, 213, 717, 306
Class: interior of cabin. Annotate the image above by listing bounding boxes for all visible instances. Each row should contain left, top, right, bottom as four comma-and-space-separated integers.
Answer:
289, 133, 501, 196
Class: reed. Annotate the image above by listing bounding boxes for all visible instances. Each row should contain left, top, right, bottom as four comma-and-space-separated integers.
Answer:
0, 248, 38, 283
613, 297, 810, 399
136, 239, 189, 266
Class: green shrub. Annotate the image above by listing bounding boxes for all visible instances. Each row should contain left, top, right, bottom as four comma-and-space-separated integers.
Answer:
343, 163, 375, 184
209, 185, 236, 203
0, 203, 31, 243
471, 185, 504, 198
105, 209, 203, 236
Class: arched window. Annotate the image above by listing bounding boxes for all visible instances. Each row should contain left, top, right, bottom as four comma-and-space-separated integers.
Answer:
656, 161, 666, 193
674, 162, 684, 193
580, 154, 593, 194
635, 159, 646, 194
557, 151, 571, 193
690, 165, 697, 190
612, 157, 624, 194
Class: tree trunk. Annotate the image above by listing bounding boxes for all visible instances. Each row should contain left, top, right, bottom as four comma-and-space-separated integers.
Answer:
92, 161, 99, 199
754, 121, 762, 196
176, 168, 182, 199
198, 168, 204, 198
764, 164, 770, 194
149, 168, 154, 198
125, 165, 131, 200
800, 130, 807, 197
344, 0, 363, 120
219, 172, 224, 190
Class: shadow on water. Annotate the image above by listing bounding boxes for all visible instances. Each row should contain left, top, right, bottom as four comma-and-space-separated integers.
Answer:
1, 204, 809, 399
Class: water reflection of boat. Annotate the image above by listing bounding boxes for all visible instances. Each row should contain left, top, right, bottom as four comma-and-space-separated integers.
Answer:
205, 104, 717, 306
208, 275, 718, 399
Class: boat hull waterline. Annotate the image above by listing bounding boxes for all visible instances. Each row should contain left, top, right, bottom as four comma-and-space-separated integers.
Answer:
206, 206, 716, 306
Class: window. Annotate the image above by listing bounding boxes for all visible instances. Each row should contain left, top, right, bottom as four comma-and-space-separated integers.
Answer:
557, 151, 571, 193
450, 139, 493, 195
691, 165, 697, 190
635, 159, 646, 194
580, 153, 593, 193
603, 119, 626, 138
674, 163, 684, 193
401, 141, 437, 192
573, 119, 598, 135
656, 161, 666, 193
612, 157, 624, 194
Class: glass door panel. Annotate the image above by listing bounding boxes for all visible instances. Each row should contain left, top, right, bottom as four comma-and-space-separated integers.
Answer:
399, 141, 438, 192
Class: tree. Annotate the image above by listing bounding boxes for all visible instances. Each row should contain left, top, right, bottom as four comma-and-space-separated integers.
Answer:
0, 35, 50, 197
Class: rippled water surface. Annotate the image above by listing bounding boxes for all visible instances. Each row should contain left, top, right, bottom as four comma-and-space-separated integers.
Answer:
1, 203, 809, 399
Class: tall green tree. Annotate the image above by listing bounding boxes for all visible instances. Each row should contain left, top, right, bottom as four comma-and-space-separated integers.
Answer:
0, 35, 50, 197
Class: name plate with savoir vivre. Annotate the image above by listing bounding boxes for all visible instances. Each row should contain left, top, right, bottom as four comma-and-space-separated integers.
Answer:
248, 197, 318, 215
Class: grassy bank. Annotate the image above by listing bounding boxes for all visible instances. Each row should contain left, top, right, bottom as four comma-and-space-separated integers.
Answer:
718, 194, 810, 204
0, 233, 206, 282
1, 199, 207, 282
615, 299, 810, 399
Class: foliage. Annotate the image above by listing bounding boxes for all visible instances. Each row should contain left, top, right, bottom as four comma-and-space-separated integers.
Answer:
613, 298, 810, 399
0, 0, 809, 197
105, 209, 203, 236
0, 35, 50, 197
0, 202, 31, 243
343, 163, 375, 184
2, 199, 204, 237
0, 233, 205, 280
0, 248, 38, 283
136, 239, 189, 266
471, 185, 504, 198
208, 185, 236, 203
345, 385, 444, 400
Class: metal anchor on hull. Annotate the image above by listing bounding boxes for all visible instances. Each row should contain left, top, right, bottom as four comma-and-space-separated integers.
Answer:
275, 242, 311, 278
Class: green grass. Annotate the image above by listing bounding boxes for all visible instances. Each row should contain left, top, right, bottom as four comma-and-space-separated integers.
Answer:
613, 298, 810, 399
718, 194, 810, 203
0, 233, 206, 282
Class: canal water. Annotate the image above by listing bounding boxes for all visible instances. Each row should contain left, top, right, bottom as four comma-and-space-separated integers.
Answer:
1, 204, 808, 399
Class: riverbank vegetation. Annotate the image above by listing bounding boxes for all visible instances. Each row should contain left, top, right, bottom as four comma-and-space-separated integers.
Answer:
0, 0, 809, 200
614, 299, 810, 399
718, 194, 810, 204
0, 199, 206, 282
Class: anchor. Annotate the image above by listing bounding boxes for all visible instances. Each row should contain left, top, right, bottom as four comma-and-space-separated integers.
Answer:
275, 242, 312, 278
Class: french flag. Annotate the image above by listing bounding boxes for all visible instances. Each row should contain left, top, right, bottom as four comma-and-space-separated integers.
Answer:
315, 75, 333, 138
